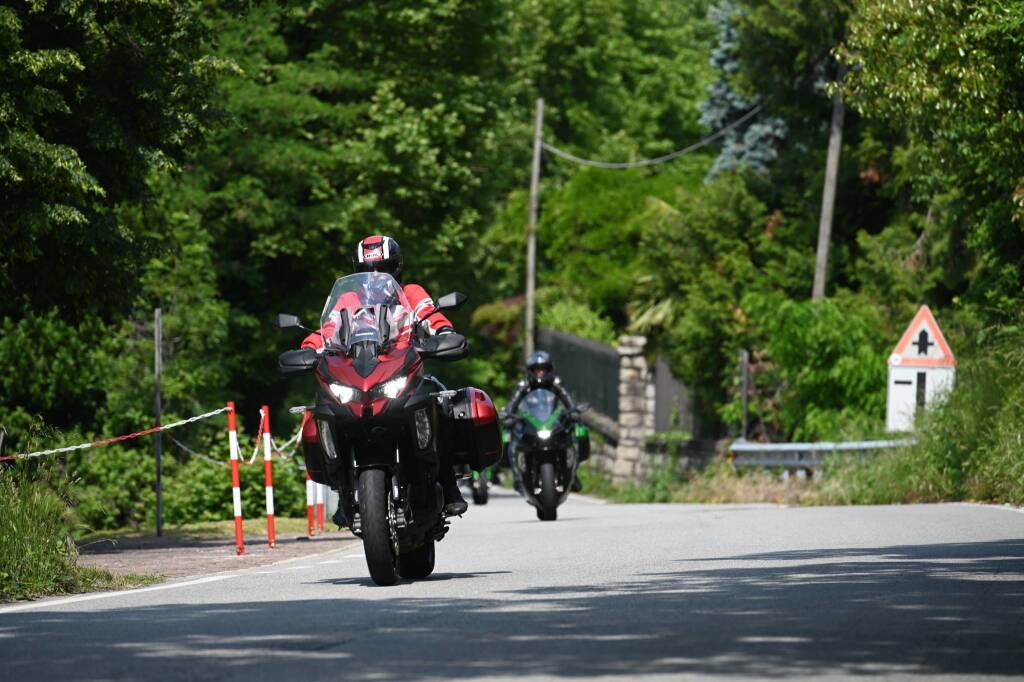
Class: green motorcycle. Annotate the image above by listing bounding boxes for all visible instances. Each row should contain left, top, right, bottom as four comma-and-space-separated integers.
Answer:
504, 389, 589, 521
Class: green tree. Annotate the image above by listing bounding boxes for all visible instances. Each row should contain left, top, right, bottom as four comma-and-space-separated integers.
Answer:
0, 0, 226, 319
841, 0, 1024, 316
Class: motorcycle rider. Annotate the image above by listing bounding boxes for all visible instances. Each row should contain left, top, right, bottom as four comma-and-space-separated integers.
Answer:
504, 350, 584, 492
301, 235, 469, 516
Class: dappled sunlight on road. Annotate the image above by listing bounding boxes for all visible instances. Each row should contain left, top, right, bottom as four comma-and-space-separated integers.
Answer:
3, 537, 1022, 680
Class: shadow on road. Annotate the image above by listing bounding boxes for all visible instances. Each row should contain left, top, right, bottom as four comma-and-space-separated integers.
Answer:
312, 571, 513, 587
3, 539, 1023, 679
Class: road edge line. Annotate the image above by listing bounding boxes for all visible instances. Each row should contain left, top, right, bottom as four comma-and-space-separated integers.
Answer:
0, 574, 234, 614
956, 501, 1024, 515
1, 538, 363, 615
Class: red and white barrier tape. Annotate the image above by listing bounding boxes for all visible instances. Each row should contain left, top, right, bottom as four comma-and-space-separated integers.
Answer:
1, 407, 231, 462
170, 416, 303, 468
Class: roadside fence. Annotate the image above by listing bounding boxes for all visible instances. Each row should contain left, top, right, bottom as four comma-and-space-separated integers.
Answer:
0, 401, 328, 556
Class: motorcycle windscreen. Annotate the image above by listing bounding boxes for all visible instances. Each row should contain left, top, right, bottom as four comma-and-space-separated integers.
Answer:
521, 388, 559, 426
318, 272, 415, 350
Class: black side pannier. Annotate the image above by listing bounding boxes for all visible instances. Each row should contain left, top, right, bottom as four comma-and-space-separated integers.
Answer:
449, 387, 502, 471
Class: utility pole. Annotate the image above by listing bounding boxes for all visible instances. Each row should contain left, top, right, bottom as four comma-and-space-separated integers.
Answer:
739, 348, 750, 440
812, 66, 846, 301
154, 307, 163, 537
525, 97, 544, 361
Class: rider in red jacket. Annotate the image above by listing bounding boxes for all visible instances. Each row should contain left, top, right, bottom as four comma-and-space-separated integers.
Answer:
302, 235, 468, 515
301, 236, 454, 350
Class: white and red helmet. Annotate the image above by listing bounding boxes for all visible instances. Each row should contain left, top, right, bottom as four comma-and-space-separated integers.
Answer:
353, 235, 404, 281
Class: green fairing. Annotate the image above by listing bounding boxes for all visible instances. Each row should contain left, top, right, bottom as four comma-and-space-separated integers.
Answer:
520, 406, 564, 430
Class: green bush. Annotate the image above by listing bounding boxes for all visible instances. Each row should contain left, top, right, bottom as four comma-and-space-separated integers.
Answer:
821, 322, 1024, 505
67, 431, 309, 532
721, 293, 890, 441
538, 300, 617, 345
164, 456, 307, 525
0, 464, 79, 600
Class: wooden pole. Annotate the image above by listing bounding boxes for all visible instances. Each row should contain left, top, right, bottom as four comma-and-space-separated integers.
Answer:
525, 97, 544, 360
154, 308, 163, 537
740, 348, 750, 440
812, 66, 846, 300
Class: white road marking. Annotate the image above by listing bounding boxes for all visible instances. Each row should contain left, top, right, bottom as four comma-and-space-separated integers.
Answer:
957, 502, 1024, 515
0, 574, 235, 615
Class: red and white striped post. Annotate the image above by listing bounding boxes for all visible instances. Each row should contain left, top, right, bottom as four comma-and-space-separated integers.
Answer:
227, 401, 245, 555
316, 483, 325, 532
306, 470, 315, 536
261, 406, 276, 549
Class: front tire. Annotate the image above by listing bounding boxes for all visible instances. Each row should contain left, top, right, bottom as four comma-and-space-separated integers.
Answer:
397, 540, 435, 579
537, 462, 558, 521
359, 468, 398, 586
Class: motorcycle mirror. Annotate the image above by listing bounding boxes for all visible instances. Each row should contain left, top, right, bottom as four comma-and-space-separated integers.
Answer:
275, 313, 303, 330
434, 292, 467, 313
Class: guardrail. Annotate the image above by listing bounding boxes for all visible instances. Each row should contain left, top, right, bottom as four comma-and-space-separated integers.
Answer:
729, 438, 916, 469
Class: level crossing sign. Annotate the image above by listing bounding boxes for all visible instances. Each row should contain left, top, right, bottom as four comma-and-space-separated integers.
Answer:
885, 305, 956, 432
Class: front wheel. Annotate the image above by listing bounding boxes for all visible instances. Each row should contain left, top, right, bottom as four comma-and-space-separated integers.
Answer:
358, 468, 398, 586
537, 462, 558, 521
397, 541, 435, 579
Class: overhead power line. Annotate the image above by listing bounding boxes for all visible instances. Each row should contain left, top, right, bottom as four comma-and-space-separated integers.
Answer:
541, 105, 763, 170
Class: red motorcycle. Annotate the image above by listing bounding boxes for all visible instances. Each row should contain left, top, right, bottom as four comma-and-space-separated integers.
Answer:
276, 272, 500, 585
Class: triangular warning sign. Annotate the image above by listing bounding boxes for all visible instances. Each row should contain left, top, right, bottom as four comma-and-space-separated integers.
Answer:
888, 305, 956, 368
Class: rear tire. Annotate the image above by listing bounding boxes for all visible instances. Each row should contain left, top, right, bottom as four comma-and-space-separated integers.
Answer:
359, 468, 398, 586
472, 473, 489, 505
537, 462, 558, 521
397, 541, 436, 579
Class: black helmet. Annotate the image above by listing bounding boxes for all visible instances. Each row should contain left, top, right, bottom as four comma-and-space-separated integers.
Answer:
526, 350, 554, 388
353, 235, 404, 281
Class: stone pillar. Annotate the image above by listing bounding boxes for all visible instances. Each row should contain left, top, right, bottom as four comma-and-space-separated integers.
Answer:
612, 335, 654, 483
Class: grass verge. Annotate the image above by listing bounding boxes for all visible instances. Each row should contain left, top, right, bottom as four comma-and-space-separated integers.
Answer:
0, 464, 162, 603
578, 458, 823, 505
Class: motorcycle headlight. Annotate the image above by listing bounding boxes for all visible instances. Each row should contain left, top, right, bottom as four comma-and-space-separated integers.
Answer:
329, 383, 359, 403
372, 375, 408, 399
537, 429, 552, 440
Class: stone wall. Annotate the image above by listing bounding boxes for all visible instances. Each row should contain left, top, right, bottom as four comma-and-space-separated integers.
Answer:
580, 334, 717, 484
608, 336, 654, 483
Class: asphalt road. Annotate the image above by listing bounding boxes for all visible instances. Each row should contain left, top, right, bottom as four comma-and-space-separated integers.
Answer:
2, 490, 1023, 681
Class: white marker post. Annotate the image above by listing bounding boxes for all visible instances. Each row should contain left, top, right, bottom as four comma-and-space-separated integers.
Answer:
316, 483, 325, 532
261, 405, 276, 548
227, 401, 245, 555
306, 470, 315, 536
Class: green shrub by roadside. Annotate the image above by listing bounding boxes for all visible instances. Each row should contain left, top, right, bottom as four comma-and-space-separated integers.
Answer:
579, 457, 824, 506
0, 464, 158, 602
820, 325, 1024, 506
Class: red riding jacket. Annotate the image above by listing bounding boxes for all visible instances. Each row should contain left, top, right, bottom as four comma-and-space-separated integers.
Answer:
301, 283, 453, 351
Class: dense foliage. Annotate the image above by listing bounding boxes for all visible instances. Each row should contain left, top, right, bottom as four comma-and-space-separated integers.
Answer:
2, 0, 1023, 540
0, 0, 227, 318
